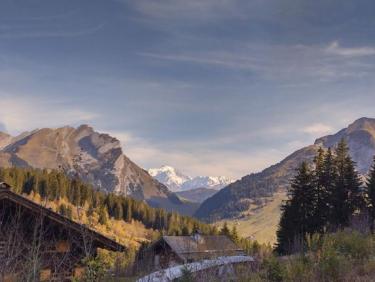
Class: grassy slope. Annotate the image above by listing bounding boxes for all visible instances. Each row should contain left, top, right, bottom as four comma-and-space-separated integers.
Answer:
216, 192, 286, 245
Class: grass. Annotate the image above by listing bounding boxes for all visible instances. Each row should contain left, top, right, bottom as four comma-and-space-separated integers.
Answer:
216, 192, 286, 245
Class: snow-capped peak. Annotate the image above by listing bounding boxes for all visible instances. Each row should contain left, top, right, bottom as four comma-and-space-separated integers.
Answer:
181, 175, 234, 191
148, 165, 191, 192
148, 165, 234, 192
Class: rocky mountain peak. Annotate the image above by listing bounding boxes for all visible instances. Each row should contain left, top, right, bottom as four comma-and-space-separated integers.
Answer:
149, 165, 234, 192
0, 125, 194, 215
347, 117, 375, 134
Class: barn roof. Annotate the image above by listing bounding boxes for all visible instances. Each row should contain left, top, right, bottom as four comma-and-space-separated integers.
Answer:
159, 234, 243, 259
0, 182, 125, 252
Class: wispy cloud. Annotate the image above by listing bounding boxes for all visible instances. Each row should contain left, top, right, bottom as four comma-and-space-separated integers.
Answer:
303, 123, 333, 136
0, 23, 105, 39
0, 95, 98, 134
325, 41, 375, 57
139, 42, 375, 82
122, 0, 244, 21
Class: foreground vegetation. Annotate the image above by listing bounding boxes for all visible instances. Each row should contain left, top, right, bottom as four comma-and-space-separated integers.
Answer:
235, 230, 375, 282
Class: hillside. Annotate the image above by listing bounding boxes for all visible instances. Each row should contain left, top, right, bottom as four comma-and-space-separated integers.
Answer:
0, 167, 214, 248
196, 117, 375, 224
0, 125, 195, 215
176, 187, 218, 203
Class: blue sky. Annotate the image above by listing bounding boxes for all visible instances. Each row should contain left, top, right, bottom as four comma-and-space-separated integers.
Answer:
1, 0, 375, 178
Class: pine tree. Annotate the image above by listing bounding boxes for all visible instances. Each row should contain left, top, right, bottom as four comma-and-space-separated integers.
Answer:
114, 201, 123, 220
230, 225, 239, 243
181, 225, 190, 236
312, 147, 327, 232
125, 201, 132, 223
276, 162, 315, 254
66, 206, 73, 219
38, 179, 48, 199
59, 203, 68, 217
322, 148, 337, 223
71, 179, 81, 206
220, 222, 231, 237
330, 139, 363, 228
98, 206, 109, 225
276, 203, 296, 254
367, 156, 375, 232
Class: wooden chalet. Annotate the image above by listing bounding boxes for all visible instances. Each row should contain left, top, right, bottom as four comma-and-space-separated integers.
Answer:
138, 233, 245, 271
0, 182, 125, 281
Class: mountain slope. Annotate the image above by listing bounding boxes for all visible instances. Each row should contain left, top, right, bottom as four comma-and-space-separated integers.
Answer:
149, 165, 234, 191
0, 125, 194, 214
176, 188, 218, 203
196, 117, 375, 222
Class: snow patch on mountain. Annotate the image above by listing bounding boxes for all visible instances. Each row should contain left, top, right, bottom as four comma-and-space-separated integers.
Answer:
148, 165, 234, 192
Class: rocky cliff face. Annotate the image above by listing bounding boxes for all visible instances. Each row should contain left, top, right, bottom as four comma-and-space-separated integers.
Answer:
0, 125, 194, 214
195, 117, 375, 222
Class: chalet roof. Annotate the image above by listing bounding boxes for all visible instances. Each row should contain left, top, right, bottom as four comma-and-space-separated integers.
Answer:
0, 182, 125, 252
159, 235, 243, 258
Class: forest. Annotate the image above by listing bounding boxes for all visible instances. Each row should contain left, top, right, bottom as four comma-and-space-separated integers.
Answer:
0, 167, 215, 238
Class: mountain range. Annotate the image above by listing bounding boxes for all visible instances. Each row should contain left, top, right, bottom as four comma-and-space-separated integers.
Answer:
1, 117, 374, 238
0, 125, 195, 215
195, 117, 375, 223
148, 165, 234, 192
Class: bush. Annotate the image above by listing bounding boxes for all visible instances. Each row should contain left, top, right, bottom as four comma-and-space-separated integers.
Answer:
284, 255, 314, 282
177, 265, 194, 282
328, 231, 373, 260
81, 256, 108, 282
262, 256, 285, 282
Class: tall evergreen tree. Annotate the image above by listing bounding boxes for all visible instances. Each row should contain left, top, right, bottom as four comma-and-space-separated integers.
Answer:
312, 147, 329, 232
276, 202, 297, 254
114, 201, 123, 220
366, 156, 375, 232
230, 225, 239, 243
98, 206, 109, 225
276, 162, 315, 254
220, 222, 231, 237
71, 179, 81, 206
330, 139, 362, 228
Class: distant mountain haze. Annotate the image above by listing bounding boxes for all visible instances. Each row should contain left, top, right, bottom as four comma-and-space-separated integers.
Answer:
148, 165, 234, 192
176, 188, 218, 203
196, 117, 375, 222
0, 125, 195, 215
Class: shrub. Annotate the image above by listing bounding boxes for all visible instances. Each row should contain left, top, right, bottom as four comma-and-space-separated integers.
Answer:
262, 256, 285, 282
177, 265, 194, 282
284, 255, 314, 282
81, 256, 108, 282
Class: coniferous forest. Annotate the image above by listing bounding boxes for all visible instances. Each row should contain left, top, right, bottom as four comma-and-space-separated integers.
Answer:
276, 139, 375, 254
0, 167, 215, 236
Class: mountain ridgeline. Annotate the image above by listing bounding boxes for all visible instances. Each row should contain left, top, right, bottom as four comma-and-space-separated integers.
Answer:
195, 117, 375, 222
0, 125, 193, 215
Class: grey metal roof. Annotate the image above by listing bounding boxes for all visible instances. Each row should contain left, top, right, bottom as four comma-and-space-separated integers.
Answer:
162, 235, 243, 255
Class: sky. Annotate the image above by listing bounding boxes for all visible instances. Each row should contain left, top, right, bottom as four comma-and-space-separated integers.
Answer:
1, 0, 375, 178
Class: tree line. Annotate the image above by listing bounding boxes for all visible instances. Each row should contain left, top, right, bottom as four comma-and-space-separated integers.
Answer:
0, 167, 215, 236
276, 139, 375, 254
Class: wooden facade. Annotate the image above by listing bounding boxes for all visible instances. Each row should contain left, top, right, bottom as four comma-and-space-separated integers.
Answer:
0, 183, 125, 281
